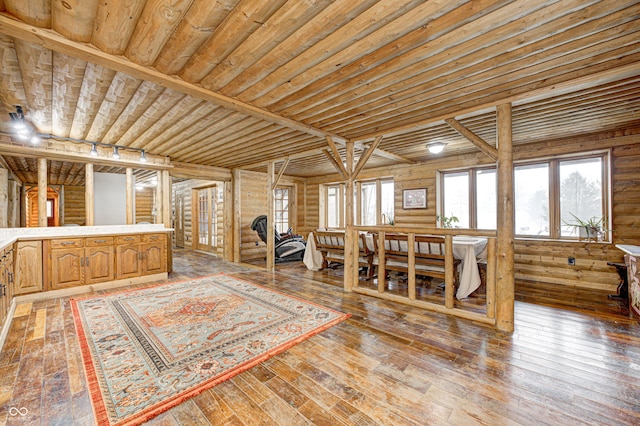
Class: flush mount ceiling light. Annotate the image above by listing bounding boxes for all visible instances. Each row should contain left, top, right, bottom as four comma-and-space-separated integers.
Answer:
427, 142, 447, 154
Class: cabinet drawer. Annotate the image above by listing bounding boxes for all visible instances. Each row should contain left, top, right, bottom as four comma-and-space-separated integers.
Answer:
86, 236, 114, 246
51, 238, 84, 249
142, 233, 166, 243
116, 235, 140, 244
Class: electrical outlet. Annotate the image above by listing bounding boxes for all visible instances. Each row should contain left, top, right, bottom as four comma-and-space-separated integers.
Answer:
568, 257, 576, 266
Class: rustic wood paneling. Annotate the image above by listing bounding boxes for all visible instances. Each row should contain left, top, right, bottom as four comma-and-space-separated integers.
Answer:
303, 128, 640, 291
62, 185, 85, 225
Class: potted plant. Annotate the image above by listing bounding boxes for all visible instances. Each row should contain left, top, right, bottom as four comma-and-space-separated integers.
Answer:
564, 213, 607, 242
437, 213, 459, 228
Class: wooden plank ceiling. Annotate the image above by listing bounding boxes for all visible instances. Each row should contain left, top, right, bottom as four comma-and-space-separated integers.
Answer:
0, 0, 638, 182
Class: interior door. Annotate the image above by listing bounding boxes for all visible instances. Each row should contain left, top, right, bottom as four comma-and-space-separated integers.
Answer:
195, 187, 217, 253
46, 198, 55, 227
175, 194, 185, 248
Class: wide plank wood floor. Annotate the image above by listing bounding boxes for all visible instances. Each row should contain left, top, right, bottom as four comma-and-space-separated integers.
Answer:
0, 249, 638, 425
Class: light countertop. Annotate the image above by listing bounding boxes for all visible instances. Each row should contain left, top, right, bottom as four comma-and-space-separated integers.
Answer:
0, 224, 172, 249
615, 244, 640, 256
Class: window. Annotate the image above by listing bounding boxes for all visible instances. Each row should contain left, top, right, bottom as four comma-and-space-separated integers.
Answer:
274, 187, 290, 233
442, 168, 495, 229
514, 163, 549, 236
359, 179, 394, 225
326, 184, 342, 228
323, 179, 394, 228
440, 153, 608, 240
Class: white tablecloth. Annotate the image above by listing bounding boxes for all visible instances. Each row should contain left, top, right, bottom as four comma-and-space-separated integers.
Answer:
452, 236, 488, 299
303, 232, 324, 271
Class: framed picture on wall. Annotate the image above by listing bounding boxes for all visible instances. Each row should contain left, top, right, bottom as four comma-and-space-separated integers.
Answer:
403, 188, 427, 209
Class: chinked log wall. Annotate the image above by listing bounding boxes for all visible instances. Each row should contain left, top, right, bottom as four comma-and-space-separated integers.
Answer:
302, 127, 640, 292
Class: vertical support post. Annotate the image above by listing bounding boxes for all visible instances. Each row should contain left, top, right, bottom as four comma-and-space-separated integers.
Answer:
496, 102, 515, 332
59, 185, 65, 226
155, 170, 163, 224
224, 181, 234, 262
162, 170, 171, 228
38, 158, 47, 227
267, 162, 275, 272
20, 184, 26, 227
343, 141, 355, 292
232, 169, 241, 263
85, 163, 94, 226
377, 231, 386, 293
486, 237, 497, 319
126, 167, 134, 224
445, 234, 454, 309
0, 168, 8, 228
407, 233, 416, 300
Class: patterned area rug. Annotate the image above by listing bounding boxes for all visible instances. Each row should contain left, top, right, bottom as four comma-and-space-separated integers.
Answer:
71, 274, 350, 426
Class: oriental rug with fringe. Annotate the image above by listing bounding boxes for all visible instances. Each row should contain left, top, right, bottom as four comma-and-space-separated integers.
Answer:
71, 274, 349, 426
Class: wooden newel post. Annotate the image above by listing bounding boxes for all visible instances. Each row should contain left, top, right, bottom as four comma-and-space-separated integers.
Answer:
496, 103, 515, 332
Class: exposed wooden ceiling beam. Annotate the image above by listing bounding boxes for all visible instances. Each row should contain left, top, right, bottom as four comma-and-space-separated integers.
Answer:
352, 135, 383, 180
0, 134, 172, 170
272, 158, 290, 190
0, 14, 347, 143
325, 136, 349, 178
322, 149, 348, 180
444, 118, 498, 161
354, 61, 640, 142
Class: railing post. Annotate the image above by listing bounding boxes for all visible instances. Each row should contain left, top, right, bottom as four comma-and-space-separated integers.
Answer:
377, 231, 386, 293
407, 233, 416, 300
486, 237, 497, 319
445, 234, 454, 309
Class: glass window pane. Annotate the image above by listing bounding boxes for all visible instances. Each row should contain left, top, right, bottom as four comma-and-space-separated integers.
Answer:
274, 188, 289, 232
443, 172, 469, 227
515, 164, 549, 236
327, 186, 339, 228
381, 180, 394, 225
560, 158, 603, 237
361, 182, 376, 225
476, 169, 496, 229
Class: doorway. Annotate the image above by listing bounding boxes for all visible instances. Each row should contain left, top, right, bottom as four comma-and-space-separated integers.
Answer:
175, 193, 185, 248
193, 186, 219, 253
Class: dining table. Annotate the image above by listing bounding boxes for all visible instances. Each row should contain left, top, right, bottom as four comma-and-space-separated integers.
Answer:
303, 231, 488, 300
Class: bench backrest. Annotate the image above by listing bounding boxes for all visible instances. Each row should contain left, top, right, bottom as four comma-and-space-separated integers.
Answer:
379, 234, 446, 261
314, 231, 372, 256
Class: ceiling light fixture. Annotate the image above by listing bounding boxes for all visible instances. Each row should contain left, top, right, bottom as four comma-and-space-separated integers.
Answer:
427, 142, 447, 154
5, 107, 150, 163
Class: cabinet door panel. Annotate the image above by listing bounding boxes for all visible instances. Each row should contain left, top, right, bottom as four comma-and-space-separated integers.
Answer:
14, 241, 43, 295
117, 245, 141, 278
142, 243, 166, 275
51, 248, 85, 289
86, 246, 115, 284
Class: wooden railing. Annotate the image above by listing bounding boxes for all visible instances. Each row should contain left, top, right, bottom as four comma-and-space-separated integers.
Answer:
345, 225, 498, 325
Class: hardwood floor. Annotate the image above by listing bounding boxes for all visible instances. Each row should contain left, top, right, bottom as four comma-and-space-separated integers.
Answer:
1, 249, 638, 425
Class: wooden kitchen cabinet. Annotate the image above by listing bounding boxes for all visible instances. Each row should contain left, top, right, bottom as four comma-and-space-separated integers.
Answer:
0, 246, 15, 327
51, 237, 115, 289
116, 234, 166, 279
14, 240, 43, 295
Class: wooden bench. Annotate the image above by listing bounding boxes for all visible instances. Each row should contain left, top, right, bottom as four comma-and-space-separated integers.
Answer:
313, 230, 375, 277
373, 233, 461, 285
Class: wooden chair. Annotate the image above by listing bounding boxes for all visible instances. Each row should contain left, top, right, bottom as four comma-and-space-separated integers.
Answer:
313, 230, 375, 277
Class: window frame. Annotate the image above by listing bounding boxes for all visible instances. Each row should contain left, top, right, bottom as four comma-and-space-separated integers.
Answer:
322, 178, 394, 228
438, 151, 610, 241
